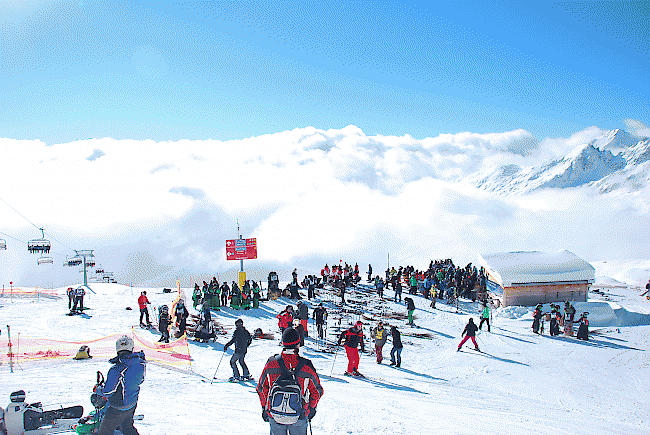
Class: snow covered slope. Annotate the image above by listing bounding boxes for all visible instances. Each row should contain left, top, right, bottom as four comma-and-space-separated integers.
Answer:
1, 268, 649, 435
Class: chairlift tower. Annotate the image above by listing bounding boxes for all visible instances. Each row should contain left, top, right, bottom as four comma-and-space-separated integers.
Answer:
64, 249, 95, 287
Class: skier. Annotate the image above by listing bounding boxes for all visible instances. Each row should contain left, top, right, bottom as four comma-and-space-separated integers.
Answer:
430, 287, 437, 309
220, 281, 230, 307
277, 305, 294, 333
550, 304, 560, 336
564, 301, 576, 336
213, 282, 221, 310
192, 284, 202, 309
457, 318, 480, 352
293, 319, 305, 348
478, 302, 490, 332
252, 281, 261, 308
389, 325, 402, 367
576, 312, 589, 341
96, 335, 145, 435
257, 327, 323, 435
367, 264, 372, 282
174, 299, 189, 337
394, 279, 402, 303
405, 297, 415, 326
297, 300, 309, 337
157, 305, 171, 343
532, 303, 543, 334
71, 286, 86, 314
201, 300, 212, 329
376, 277, 384, 298
373, 321, 388, 364
67, 287, 74, 309
137, 291, 151, 328
337, 320, 365, 376
409, 274, 417, 295
338, 280, 346, 305
312, 303, 327, 340
223, 318, 253, 381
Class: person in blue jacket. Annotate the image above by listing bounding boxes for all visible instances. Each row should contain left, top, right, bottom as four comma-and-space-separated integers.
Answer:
97, 335, 146, 435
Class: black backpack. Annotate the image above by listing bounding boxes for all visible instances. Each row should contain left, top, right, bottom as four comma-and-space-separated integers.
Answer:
268, 356, 306, 425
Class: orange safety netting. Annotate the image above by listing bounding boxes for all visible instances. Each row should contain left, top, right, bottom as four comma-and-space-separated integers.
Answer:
0, 287, 61, 298
1, 329, 191, 368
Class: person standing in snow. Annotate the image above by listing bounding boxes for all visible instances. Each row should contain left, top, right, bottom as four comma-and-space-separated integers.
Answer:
337, 320, 365, 376
376, 277, 384, 298
96, 335, 145, 435
137, 291, 151, 328
223, 318, 253, 381
312, 303, 327, 340
373, 321, 388, 364
157, 305, 171, 343
478, 302, 490, 332
257, 327, 324, 435
564, 302, 576, 336
174, 299, 189, 336
277, 305, 294, 334
389, 325, 403, 367
394, 279, 402, 303
457, 318, 480, 352
576, 312, 589, 341
297, 300, 309, 337
405, 297, 416, 326
67, 287, 74, 309
532, 303, 543, 334
367, 264, 372, 282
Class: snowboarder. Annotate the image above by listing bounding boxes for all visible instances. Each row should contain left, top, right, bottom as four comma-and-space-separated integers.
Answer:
312, 303, 327, 340
277, 305, 294, 333
96, 335, 145, 435
576, 312, 589, 341
457, 318, 480, 352
564, 301, 576, 336
337, 320, 365, 376
223, 318, 253, 381
157, 305, 171, 343
257, 327, 323, 435
137, 291, 151, 328
174, 299, 189, 337
478, 302, 490, 332
297, 300, 309, 337
389, 325, 403, 367
405, 297, 415, 326
532, 303, 543, 334
373, 321, 388, 364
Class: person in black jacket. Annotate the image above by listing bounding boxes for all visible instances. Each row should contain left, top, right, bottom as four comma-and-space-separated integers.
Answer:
224, 318, 253, 381
405, 297, 416, 326
174, 300, 189, 337
312, 303, 327, 340
457, 318, 479, 351
389, 326, 403, 367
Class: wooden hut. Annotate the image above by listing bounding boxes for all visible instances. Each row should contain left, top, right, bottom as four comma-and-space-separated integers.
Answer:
478, 250, 594, 307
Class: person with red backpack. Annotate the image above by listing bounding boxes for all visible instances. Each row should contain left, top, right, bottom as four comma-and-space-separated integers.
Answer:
257, 328, 323, 435
337, 320, 365, 376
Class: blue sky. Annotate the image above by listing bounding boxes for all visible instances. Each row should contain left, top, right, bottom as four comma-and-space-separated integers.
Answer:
1, 0, 648, 143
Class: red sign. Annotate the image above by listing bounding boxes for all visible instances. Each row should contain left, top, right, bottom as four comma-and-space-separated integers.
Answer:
226, 238, 257, 260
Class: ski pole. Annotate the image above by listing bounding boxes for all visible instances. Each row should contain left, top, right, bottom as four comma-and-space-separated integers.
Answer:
309, 420, 314, 435
210, 349, 227, 385
329, 344, 339, 377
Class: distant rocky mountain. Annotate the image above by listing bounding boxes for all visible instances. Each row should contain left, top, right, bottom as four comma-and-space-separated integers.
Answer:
470, 129, 650, 196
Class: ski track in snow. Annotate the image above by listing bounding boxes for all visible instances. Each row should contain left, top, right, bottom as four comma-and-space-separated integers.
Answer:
1, 278, 650, 434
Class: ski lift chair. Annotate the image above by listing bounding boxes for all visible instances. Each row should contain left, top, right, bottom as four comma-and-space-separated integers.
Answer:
37, 256, 53, 265
66, 256, 83, 267
27, 228, 51, 254
86, 258, 96, 267
0, 239, 6, 250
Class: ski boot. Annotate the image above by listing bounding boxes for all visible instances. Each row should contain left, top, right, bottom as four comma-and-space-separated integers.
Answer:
228, 376, 241, 382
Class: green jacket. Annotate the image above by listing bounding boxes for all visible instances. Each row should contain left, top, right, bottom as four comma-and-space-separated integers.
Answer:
482, 306, 490, 319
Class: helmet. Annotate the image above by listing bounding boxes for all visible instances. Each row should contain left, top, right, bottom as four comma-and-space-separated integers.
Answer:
355, 320, 363, 327
10, 390, 26, 403
235, 318, 244, 326
116, 335, 134, 353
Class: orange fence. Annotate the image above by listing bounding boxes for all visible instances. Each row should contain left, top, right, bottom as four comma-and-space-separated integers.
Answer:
1, 328, 191, 369
0, 287, 61, 299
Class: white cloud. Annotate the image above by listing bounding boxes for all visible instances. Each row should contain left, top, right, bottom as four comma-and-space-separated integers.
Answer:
0, 124, 647, 286
624, 119, 650, 139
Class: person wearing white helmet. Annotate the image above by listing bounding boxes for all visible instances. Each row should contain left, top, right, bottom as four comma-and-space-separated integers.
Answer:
96, 335, 146, 435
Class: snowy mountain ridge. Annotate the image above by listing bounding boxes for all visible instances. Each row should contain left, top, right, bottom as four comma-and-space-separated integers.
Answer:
470, 129, 650, 196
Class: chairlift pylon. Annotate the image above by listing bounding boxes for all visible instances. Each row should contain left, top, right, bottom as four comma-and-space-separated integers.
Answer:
28, 228, 51, 254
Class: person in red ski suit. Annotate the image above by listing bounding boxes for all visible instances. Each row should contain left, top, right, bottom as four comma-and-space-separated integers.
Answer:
337, 320, 365, 375
277, 306, 294, 333
257, 328, 324, 435
137, 291, 151, 327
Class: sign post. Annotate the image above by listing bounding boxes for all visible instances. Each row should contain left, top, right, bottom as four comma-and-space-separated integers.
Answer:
226, 222, 257, 288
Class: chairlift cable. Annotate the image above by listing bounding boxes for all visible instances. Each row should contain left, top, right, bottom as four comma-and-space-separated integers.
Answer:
0, 231, 27, 245
0, 196, 41, 230
42, 231, 75, 252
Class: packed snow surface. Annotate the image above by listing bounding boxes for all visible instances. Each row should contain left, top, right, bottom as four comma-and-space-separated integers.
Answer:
1, 268, 650, 435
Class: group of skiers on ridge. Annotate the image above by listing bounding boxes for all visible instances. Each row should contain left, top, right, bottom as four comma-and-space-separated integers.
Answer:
191, 277, 262, 311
